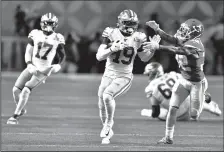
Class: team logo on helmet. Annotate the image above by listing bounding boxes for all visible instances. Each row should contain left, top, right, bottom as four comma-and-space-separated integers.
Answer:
40, 13, 58, 33
117, 9, 139, 35
175, 18, 204, 41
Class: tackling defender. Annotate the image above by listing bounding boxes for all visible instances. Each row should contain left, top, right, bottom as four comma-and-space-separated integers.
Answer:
7, 13, 66, 125
96, 9, 159, 144
144, 19, 208, 144
141, 62, 221, 121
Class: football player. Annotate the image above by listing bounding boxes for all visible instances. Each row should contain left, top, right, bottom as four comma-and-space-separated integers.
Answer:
7, 13, 66, 125
141, 62, 222, 121
144, 19, 208, 144
96, 9, 160, 144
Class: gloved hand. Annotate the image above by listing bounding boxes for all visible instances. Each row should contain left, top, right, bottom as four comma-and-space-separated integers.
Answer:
51, 64, 61, 73
110, 40, 125, 52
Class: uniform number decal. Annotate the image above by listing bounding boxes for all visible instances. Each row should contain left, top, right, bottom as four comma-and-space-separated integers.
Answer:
157, 78, 175, 99
35, 42, 53, 60
112, 47, 134, 65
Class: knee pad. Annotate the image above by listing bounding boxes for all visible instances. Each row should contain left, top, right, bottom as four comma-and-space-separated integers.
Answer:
103, 93, 113, 103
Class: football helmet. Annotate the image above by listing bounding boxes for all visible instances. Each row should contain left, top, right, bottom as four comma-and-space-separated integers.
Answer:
175, 18, 204, 41
144, 62, 164, 81
117, 9, 139, 35
40, 13, 58, 33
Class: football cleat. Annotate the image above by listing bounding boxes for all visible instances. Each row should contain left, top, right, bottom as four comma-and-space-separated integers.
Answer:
7, 117, 19, 125
210, 101, 222, 116
157, 136, 173, 144
101, 128, 114, 144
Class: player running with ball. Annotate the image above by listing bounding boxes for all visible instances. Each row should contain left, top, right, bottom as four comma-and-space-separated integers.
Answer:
96, 9, 159, 144
7, 13, 66, 125
144, 19, 208, 144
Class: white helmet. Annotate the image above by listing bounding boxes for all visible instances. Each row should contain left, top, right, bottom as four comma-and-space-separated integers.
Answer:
40, 12, 58, 33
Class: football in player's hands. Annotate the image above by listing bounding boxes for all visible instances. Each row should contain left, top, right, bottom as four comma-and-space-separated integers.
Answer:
110, 40, 125, 52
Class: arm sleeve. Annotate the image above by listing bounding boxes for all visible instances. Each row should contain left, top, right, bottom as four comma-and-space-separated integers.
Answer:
56, 44, 66, 64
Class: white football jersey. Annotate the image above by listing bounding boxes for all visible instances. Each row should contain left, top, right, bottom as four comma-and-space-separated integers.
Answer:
28, 29, 65, 72
102, 27, 147, 73
145, 72, 183, 109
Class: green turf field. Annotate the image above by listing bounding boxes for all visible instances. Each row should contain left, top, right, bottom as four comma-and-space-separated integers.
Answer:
1, 73, 223, 151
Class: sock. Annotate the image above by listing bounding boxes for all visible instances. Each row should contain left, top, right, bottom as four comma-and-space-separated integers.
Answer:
105, 99, 115, 128
165, 107, 178, 139
12, 86, 22, 105
14, 87, 31, 115
98, 97, 107, 125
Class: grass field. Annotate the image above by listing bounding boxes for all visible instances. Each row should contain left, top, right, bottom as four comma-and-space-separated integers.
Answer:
1, 73, 223, 151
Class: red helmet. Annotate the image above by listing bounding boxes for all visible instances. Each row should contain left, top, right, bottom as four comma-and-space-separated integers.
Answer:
117, 9, 139, 35
175, 18, 204, 40
144, 62, 164, 81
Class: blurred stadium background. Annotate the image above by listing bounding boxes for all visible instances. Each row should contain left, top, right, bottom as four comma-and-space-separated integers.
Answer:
1, 0, 224, 74
1, 1, 223, 151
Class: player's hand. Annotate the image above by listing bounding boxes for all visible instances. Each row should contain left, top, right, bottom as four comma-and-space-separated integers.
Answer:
150, 35, 161, 44
110, 40, 125, 52
51, 64, 61, 73
146, 20, 160, 31
142, 42, 159, 52
27, 64, 38, 75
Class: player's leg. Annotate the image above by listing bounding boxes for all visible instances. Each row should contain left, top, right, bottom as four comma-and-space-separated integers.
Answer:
7, 71, 48, 124
176, 96, 191, 121
98, 76, 113, 126
158, 80, 190, 144
101, 76, 133, 144
189, 78, 207, 120
13, 68, 32, 105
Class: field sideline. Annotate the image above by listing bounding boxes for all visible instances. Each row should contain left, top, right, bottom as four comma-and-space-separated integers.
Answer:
1, 72, 223, 151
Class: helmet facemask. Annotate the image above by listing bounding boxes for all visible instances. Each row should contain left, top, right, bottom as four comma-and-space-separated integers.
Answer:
144, 63, 164, 82
175, 23, 191, 40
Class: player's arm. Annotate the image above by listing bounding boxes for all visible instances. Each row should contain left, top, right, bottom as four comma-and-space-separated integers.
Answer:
51, 34, 66, 73
158, 44, 201, 58
96, 37, 114, 61
138, 34, 158, 62
146, 21, 186, 46
26, 30, 38, 75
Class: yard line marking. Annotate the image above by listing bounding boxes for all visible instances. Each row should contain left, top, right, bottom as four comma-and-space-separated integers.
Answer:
3, 132, 223, 138
1, 144, 223, 150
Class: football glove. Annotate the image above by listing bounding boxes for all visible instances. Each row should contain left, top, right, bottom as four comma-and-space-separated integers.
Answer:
51, 64, 61, 73
110, 40, 125, 52
27, 64, 38, 75
146, 20, 160, 31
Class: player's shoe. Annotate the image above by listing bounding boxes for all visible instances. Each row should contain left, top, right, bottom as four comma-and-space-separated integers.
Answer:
19, 109, 27, 117
101, 128, 114, 144
210, 101, 222, 116
7, 117, 19, 125
157, 136, 173, 144
141, 109, 152, 117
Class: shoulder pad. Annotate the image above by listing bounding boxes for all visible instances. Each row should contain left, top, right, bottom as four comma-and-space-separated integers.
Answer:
102, 27, 114, 38
56, 33, 65, 45
28, 29, 40, 39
